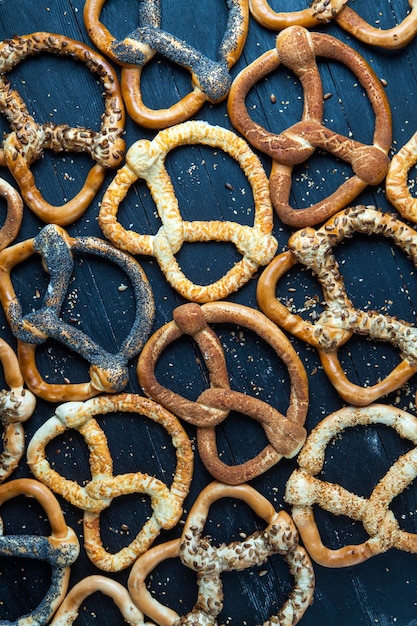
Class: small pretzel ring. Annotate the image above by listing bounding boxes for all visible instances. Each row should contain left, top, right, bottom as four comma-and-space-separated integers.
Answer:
0, 177, 23, 252
386, 130, 417, 223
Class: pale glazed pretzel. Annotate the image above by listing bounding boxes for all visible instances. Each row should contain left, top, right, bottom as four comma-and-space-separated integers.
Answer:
0, 223, 155, 402
0, 338, 36, 483
249, 0, 417, 49
386, 130, 417, 222
228, 25, 392, 227
129, 481, 315, 626
138, 301, 308, 484
0, 478, 79, 625
285, 404, 417, 567
0, 177, 23, 251
0, 32, 125, 225
84, 0, 249, 128
27, 393, 193, 572
50, 575, 156, 625
257, 205, 417, 406
99, 120, 278, 303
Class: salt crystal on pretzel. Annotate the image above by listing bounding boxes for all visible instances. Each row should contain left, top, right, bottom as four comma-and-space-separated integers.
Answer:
129, 481, 315, 625
285, 404, 417, 567
386, 130, 417, 223
99, 120, 277, 302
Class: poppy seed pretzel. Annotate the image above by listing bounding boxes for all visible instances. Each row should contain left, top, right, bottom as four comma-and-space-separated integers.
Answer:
386, 130, 417, 223
0, 223, 155, 402
138, 301, 308, 484
0, 32, 126, 225
84, 0, 249, 128
128, 481, 315, 626
249, 0, 417, 49
227, 25, 392, 227
99, 120, 278, 303
285, 404, 417, 567
27, 393, 193, 572
257, 205, 417, 406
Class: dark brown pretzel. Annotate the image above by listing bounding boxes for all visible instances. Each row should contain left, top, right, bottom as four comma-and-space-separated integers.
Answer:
228, 26, 392, 227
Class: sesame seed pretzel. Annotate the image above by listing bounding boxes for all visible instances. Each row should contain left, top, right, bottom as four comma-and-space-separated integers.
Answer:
128, 481, 315, 626
227, 25, 392, 227
0, 338, 36, 483
27, 393, 193, 572
257, 205, 417, 406
0, 223, 155, 402
138, 301, 308, 484
249, 0, 417, 49
386, 130, 417, 223
0, 32, 125, 225
285, 404, 417, 567
0, 478, 79, 625
0, 177, 23, 252
84, 0, 249, 128
99, 120, 278, 303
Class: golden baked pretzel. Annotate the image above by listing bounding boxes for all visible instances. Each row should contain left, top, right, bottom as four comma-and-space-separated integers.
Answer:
138, 301, 308, 484
0, 223, 155, 402
0, 478, 79, 624
27, 393, 193, 572
128, 481, 315, 625
386, 130, 417, 222
249, 0, 417, 49
84, 0, 249, 128
0, 338, 36, 483
0, 177, 23, 251
285, 404, 417, 567
99, 120, 278, 302
228, 25, 392, 227
257, 205, 417, 406
0, 32, 125, 225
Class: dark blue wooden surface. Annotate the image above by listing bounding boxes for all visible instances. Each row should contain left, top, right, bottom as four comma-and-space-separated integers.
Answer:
1, 1, 417, 624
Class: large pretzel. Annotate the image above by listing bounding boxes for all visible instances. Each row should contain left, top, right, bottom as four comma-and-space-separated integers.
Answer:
285, 404, 417, 567
228, 25, 392, 227
0, 223, 155, 402
257, 205, 417, 406
128, 481, 315, 626
0, 32, 125, 225
0, 177, 23, 251
27, 393, 193, 572
84, 0, 249, 128
0, 478, 79, 625
249, 0, 417, 49
386, 129, 417, 223
0, 338, 36, 483
138, 301, 308, 484
99, 120, 278, 302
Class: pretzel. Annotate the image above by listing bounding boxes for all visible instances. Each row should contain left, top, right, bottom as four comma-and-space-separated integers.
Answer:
0, 478, 79, 624
257, 205, 417, 405
129, 481, 315, 625
50, 575, 155, 625
0, 338, 36, 483
227, 25, 392, 227
84, 0, 249, 128
0, 32, 125, 225
0, 176, 23, 251
27, 393, 193, 572
285, 403, 417, 567
138, 301, 308, 484
386, 130, 417, 223
99, 120, 278, 302
0, 223, 155, 402
249, 0, 417, 49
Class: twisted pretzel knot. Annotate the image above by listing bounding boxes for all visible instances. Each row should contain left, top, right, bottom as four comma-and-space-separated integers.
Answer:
138, 301, 308, 484
249, 0, 417, 49
27, 393, 193, 572
257, 205, 417, 406
227, 25, 392, 227
386, 130, 417, 223
285, 404, 417, 567
0, 223, 155, 402
128, 481, 315, 626
0, 478, 79, 625
0, 338, 36, 483
0, 177, 23, 252
84, 0, 249, 128
99, 120, 278, 303
0, 32, 126, 225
